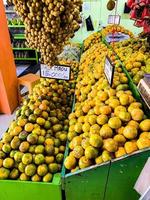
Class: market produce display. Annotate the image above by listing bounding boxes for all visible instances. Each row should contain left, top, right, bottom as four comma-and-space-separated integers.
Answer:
0, 62, 79, 181
10, 0, 82, 66
113, 38, 150, 84
64, 41, 150, 172
101, 25, 134, 38
83, 32, 102, 51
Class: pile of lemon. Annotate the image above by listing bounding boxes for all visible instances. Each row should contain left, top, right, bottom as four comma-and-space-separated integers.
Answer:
113, 38, 150, 85
0, 63, 79, 181
64, 41, 150, 172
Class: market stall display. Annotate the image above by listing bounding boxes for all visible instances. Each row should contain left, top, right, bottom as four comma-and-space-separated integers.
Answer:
64, 39, 150, 172
0, 46, 81, 182
83, 32, 102, 51
101, 25, 134, 38
112, 38, 150, 85
9, 0, 82, 67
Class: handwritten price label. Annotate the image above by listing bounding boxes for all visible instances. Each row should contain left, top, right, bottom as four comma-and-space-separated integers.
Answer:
40, 64, 71, 80
104, 56, 115, 86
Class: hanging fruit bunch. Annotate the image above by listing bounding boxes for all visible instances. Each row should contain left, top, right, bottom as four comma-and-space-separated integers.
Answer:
10, 0, 82, 67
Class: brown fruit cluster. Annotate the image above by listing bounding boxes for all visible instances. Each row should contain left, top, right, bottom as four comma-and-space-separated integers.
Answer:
11, 0, 82, 66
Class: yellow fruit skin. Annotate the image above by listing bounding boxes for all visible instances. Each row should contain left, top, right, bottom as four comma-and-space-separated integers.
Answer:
136, 138, 150, 150
124, 141, 138, 154
114, 135, 126, 147
95, 156, 103, 165
64, 156, 76, 170
123, 125, 138, 139
100, 124, 113, 139
103, 139, 118, 153
139, 119, 150, 132
115, 147, 126, 158
101, 151, 111, 162
89, 134, 103, 148
79, 156, 92, 169
140, 132, 150, 140
108, 117, 122, 129
131, 109, 144, 122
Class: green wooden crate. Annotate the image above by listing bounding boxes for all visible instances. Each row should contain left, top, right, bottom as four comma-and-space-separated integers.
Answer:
0, 173, 62, 200
63, 148, 150, 200
104, 148, 150, 200
62, 161, 110, 200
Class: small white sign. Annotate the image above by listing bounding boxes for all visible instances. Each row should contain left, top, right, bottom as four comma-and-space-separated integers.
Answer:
108, 15, 121, 25
104, 56, 115, 86
40, 64, 71, 80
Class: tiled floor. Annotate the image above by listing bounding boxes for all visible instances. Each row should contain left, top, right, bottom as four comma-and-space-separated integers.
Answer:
0, 112, 15, 138
16, 64, 29, 76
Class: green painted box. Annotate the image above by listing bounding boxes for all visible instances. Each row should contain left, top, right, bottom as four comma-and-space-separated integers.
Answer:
62, 161, 110, 200
0, 173, 62, 200
62, 148, 150, 200
104, 148, 150, 200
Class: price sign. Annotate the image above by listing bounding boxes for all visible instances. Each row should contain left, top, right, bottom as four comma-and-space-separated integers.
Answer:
138, 77, 150, 110
104, 56, 115, 86
40, 64, 71, 80
108, 15, 121, 25
106, 33, 130, 43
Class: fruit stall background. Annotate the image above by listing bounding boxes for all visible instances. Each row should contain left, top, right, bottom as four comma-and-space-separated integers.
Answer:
72, 0, 143, 43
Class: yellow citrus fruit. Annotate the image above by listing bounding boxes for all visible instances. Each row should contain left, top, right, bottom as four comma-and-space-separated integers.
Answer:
74, 123, 83, 134
64, 156, 76, 170
85, 146, 98, 159
97, 114, 108, 125
17, 118, 27, 127
89, 134, 103, 148
95, 156, 103, 165
123, 125, 138, 139
140, 132, 150, 140
100, 106, 112, 115
103, 138, 118, 153
108, 117, 122, 129
36, 118, 46, 126
13, 126, 22, 136
82, 104, 91, 113
139, 119, 150, 132
79, 156, 92, 169
128, 120, 139, 129
82, 123, 90, 133
88, 115, 97, 125
109, 99, 120, 109
131, 109, 144, 121
93, 106, 101, 115
98, 91, 108, 101
100, 124, 113, 139
115, 147, 126, 158
114, 105, 126, 116
72, 146, 84, 159
119, 94, 129, 106
124, 141, 138, 154
118, 111, 131, 122
90, 124, 100, 135
101, 150, 111, 162
114, 134, 126, 146
136, 138, 150, 150
24, 123, 34, 133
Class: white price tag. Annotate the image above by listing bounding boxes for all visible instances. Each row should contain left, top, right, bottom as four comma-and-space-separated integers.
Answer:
108, 15, 121, 25
40, 64, 71, 80
104, 56, 115, 86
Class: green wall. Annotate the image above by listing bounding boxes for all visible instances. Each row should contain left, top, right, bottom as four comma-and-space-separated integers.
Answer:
72, 0, 142, 43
